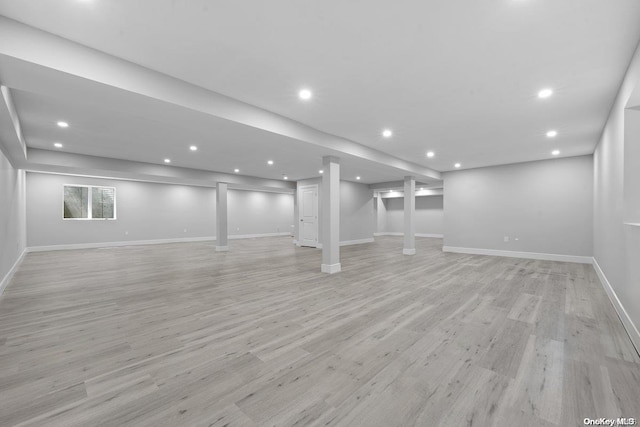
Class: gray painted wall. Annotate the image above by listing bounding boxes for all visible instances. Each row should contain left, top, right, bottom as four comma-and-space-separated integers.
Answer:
26, 172, 293, 248
379, 196, 444, 235
295, 178, 374, 244
0, 148, 26, 290
593, 40, 640, 339
340, 181, 374, 242
444, 156, 593, 256
228, 190, 294, 236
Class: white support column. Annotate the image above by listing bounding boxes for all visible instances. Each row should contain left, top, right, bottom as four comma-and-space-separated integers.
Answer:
321, 156, 341, 274
216, 182, 229, 252
403, 176, 416, 255
293, 187, 299, 245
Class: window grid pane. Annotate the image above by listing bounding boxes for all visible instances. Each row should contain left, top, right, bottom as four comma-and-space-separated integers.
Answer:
64, 185, 116, 220
63, 186, 88, 218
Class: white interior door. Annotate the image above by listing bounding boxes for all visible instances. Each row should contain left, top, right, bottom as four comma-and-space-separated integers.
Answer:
299, 185, 318, 247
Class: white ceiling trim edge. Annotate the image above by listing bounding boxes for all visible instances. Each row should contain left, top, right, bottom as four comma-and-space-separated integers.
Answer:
26, 148, 296, 193
0, 85, 26, 167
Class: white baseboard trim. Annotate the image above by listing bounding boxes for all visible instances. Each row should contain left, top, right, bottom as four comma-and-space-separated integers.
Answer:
215, 245, 229, 252
315, 238, 375, 249
228, 232, 291, 240
373, 232, 443, 238
592, 258, 640, 355
0, 248, 27, 296
442, 246, 593, 264
28, 236, 216, 252
321, 263, 341, 274
340, 238, 375, 246
403, 248, 416, 255
27, 232, 293, 252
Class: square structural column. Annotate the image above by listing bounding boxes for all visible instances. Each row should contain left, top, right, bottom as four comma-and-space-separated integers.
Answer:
321, 156, 341, 274
403, 176, 416, 255
216, 182, 229, 252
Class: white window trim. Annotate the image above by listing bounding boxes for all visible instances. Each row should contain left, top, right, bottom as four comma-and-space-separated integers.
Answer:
63, 184, 117, 220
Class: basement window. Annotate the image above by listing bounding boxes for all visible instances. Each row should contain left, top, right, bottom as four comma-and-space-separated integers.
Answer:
63, 185, 116, 220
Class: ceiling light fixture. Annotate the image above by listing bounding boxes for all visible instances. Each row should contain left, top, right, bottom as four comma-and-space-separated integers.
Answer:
426, 151, 435, 158
283, 175, 289, 180
319, 169, 324, 174
54, 142, 63, 148
189, 145, 198, 151
552, 150, 560, 156
538, 88, 553, 99
267, 160, 274, 165
454, 163, 461, 168
546, 130, 558, 138
356, 176, 361, 180
298, 89, 312, 100
382, 129, 393, 138
234, 168, 240, 173
57, 121, 69, 128
164, 158, 171, 163
420, 188, 424, 191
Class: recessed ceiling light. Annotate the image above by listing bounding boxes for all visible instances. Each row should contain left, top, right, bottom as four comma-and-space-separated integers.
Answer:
420, 188, 424, 191
552, 150, 560, 156
426, 151, 435, 158
267, 160, 274, 165
189, 145, 198, 151
57, 121, 69, 128
538, 88, 553, 99
234, 168, 240, 173
54, 142, 63, 148
319, 169, 324, 174
356, 176, 361, 180
382, 129, 393, 138
283, 175, 289, 180
546, 130, 558, 138
298, 89, 312, 100
164, 158, 171, 163
454, 163, 461, 168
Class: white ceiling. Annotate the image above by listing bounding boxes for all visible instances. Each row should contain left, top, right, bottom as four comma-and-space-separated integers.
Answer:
1, 0, 639, 182
11, 89, 418, 185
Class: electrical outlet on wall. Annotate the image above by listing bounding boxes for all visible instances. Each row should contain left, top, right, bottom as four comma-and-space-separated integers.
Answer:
125, 231, 129, 235
183, 228, 187, 233
514, 237, 519, 241
236, 227, 240, 231
503, 236, 509, 242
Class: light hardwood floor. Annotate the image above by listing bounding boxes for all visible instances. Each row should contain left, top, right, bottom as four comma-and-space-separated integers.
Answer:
0, 236, 638, 426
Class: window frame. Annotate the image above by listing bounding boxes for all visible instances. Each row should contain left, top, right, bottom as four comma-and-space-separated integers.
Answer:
62, 184, 117, 221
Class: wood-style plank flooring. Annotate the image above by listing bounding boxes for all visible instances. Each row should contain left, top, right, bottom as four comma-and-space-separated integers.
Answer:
0, 236, 638, 426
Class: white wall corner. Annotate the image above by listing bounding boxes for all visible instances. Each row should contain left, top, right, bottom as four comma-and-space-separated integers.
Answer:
0, 248, 27, 296
592, 257, 640, 355
442, 246, 593, 264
